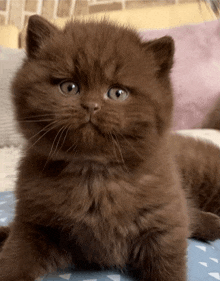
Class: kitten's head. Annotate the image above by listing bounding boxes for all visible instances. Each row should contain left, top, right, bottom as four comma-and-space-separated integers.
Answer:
12, 15, 174, 165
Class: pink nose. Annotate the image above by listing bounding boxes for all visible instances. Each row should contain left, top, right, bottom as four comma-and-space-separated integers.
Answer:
81, 102, 101, 114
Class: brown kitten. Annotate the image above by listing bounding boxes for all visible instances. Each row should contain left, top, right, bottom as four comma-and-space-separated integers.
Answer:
201, 96, 220, 130
0, 15, 220, 281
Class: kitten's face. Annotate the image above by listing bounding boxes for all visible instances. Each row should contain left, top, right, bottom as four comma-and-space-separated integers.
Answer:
13, 16, 174, 162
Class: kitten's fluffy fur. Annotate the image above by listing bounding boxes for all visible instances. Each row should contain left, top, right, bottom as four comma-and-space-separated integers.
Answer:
201, 96, 220, 130
0, 15, 220, 281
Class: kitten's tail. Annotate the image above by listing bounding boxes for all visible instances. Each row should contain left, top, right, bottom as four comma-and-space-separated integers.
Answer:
0, 226, 10, 251
201, 96, 220, 130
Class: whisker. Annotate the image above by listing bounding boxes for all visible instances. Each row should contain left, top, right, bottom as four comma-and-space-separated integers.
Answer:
111, 133, 129, 172
47, 126, 66, 160
108, 132, 121, 164
42, 125, 69, 170
59, 124, 72, 151
117, 131, 145, 161
27, 122, 60, 150
19, 111, 73, 122
52, 125, 68, 157
19, 113, 56, 120
19, 119, 55, 123
28, 121, 58, 141
47, 124, 72, 162
66, 140, 78, 153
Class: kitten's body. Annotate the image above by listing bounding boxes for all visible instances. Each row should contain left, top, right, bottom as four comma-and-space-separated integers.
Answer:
0, 15, 220, 281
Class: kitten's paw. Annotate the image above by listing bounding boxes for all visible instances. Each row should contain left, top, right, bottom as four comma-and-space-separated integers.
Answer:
191, 211, 220, 241
0, 257, 35, 281
0, 274, 34, 281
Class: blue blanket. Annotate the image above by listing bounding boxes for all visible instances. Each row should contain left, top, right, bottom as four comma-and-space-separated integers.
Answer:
0, 191, 219, 281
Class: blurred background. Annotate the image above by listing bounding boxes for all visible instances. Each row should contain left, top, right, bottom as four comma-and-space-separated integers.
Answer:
0, 0, 219, 48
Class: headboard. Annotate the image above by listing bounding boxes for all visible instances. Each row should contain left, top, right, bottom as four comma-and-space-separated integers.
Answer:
2, 0, 213, 31
0, 0, 128, 30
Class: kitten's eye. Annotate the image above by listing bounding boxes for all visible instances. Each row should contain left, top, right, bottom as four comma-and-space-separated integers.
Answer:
59, 81, 79, 96
107, 87, 129, 101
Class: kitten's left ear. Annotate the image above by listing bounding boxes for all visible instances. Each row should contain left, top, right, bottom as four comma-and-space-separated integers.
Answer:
143, 36, 175, 76
26, 15, 59, 59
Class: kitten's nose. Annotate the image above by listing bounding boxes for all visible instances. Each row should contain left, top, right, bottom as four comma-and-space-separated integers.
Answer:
81, 101, 101, 114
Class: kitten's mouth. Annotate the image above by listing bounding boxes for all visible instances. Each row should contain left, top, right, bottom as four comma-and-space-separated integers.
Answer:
80, 120, 99, 130
79, 115, 105, 132
77, 120, 104, 141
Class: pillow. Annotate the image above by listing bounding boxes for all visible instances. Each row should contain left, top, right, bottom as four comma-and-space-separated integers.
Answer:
0, 46, 25, 147
140, 20, 220, 130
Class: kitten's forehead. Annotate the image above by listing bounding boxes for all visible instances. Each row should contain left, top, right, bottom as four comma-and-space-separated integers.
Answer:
51, 20, 145, 85
64, 21, 140, 64
64, 20, 141, 55
38, 20, 156, 91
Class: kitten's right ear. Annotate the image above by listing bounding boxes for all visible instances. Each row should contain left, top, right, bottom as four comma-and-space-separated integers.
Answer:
26, 15, 58, 59
142, 36, 175, 77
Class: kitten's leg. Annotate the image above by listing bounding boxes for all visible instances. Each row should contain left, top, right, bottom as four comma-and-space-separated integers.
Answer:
190, 210, 220, 241
0, 222, 71, 281
131, 228, 187, 281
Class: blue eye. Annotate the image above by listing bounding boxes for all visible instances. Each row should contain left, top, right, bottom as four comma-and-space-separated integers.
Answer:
107, 87, 129, 101
59, 81, 79, 96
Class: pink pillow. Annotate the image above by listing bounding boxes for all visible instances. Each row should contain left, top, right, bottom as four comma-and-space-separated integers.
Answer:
140, 20, 220, 130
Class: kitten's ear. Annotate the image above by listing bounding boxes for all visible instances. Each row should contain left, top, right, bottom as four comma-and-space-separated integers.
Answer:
143, 36, 175, 76
26, 15, 58, 58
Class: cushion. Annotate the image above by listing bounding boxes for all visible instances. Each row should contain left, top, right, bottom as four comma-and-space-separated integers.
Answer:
0, 46, 25, 147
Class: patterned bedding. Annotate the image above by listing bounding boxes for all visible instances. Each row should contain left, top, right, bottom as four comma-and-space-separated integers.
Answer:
0, 129, 220, 281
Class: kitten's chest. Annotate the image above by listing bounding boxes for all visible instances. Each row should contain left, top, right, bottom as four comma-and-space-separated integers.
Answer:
69, 174, 140, 231
66, 174, 142, 266
63, 162, 139, 223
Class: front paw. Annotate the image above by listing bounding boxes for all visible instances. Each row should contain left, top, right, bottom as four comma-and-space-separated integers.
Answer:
191, 211, 220, 241
0, 273, 34, 281
0, 276, 34, 281
0, 259, 35, 281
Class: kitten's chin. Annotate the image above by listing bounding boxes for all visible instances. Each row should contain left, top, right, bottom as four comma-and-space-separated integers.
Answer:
68, 122, 108, 152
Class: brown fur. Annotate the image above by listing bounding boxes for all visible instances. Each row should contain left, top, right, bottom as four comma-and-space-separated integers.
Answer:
0, 15, 220, 281
201, 96, 220, 130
